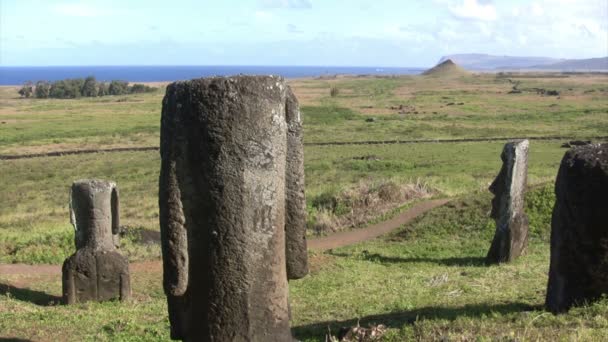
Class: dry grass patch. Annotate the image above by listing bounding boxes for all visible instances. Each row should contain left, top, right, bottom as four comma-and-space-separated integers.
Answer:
310, 179, 433, 235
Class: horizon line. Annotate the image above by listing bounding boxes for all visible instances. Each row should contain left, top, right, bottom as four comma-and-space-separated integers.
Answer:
0, 64, 431, 69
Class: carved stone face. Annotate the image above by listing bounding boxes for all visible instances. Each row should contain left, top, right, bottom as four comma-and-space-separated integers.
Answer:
489, 151, 507, 220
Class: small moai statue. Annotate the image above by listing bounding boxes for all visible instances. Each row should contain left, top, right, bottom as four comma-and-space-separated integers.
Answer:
546, 144, 608, 313
159, 75, 309, 341
62, 179, 131, 304
486, 139, 530, 264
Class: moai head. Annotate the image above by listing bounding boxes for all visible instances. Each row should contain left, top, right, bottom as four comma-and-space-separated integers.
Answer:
486, 139, 529, 264
489, 140, 529, 221
70, 179, 120, 251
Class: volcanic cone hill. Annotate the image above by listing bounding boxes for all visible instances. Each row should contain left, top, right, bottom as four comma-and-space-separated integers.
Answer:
422, 59, 471, 77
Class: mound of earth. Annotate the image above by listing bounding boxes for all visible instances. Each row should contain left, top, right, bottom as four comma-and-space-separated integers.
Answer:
422, 59, 470, 77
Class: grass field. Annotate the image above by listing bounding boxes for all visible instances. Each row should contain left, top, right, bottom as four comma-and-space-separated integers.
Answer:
1, 72, 607, 340
1, 73, 607, 154
2, 185, 608, 341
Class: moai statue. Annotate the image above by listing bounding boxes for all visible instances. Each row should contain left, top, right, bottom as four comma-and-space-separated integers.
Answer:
62, 179, 131, 304
159, 75, 309, 341
486, 140, 529, 264
546, 144, 608, 313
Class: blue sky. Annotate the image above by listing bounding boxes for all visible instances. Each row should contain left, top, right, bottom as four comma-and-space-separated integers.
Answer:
1, 0, 606, 66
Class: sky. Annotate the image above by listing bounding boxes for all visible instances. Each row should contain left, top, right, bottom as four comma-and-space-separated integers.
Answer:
1, 0, 606, 67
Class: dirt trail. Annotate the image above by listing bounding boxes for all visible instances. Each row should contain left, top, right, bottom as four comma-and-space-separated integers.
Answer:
0, 199, 448, 276
307, 198, 449, 251
2, 135, 606, 160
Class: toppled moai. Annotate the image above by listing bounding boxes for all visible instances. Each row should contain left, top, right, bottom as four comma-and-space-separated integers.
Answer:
486, 140, 530, 264
546, 144, 608, 313
159, 75, 308, 341
62, 179, 131, 304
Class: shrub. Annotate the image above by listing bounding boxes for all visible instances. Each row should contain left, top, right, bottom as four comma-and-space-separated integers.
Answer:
309, 179, 433, 235
330, 86, 339, 97
18, 81, 33, 98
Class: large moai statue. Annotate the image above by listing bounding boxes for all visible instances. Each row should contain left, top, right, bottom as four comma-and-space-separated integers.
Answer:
159, 75, 309, 341
486, 140, 530, 264
62, 179, 131, 304
546, 144, 608, 313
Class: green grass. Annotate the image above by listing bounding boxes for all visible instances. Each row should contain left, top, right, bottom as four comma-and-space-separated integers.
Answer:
0, 141, 566, 264
299, 74, 608, 143
290, 185, 608, 341
0, 151, 161, 264
1, 74, 607, 340
0, 92, 163, 153
305, 140, 564, 200
2, 185, 607, 341
2, 74, 606, 153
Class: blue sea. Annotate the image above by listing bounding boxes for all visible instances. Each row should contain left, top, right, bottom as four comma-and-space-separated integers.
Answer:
0, 65, 424, 85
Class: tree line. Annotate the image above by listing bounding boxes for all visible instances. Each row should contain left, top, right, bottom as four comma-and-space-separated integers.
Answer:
18, 76, 157, 99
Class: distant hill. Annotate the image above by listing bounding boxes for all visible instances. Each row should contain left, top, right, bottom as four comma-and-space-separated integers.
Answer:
437, 54, 608, 71
422, 59, 470, 77
531, 57, 608, 71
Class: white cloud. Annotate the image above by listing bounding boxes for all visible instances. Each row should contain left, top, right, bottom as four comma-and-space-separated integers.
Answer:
287, 24, 302, 33
258, 0, 312, 9
518, 34, 528, 45
52, 3, 114, 17
449, 0, 497, 21
254, 10, 273, 21
530, 3, 543, 16
504, 0, 607, 55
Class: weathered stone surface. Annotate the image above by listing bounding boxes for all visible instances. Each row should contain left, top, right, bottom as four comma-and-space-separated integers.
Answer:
486, 140, 529, 264
159, 75, 308, 341
546, 143, 608, 313
285, 89, 309, 280
62, 179, 130, 304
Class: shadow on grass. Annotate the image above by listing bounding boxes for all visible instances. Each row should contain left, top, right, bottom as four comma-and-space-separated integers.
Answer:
329, 251, 487, 267
0, 338, 33, 342
0, 283, 61, 306
293, 302, 540, 340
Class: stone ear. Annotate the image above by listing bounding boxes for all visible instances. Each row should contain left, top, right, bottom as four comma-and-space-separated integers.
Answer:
69, 187, 77, 230
69, 184, 82, 250
111, 185, 120, 236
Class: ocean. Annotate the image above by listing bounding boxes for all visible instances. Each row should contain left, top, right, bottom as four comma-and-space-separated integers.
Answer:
0, 65, 424, 85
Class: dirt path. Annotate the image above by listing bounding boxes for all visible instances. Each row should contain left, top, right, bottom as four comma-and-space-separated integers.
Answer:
307, 198, 449, 251
2, 135, 606, 160
0, 199, 448, 277
0, 260, 162, 277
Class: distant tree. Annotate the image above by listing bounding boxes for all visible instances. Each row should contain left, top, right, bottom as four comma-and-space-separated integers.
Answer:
130, 83, 157, 94
81, 76, 97, 97
23, 77, 137, 99
49, 78, 84, 98
35, 81, 50, 98
97, 82, 108, 97
108, 80, 129, 95
18, 81, 33, 98
49, 80, 67, 98
67, 78, 84, 98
